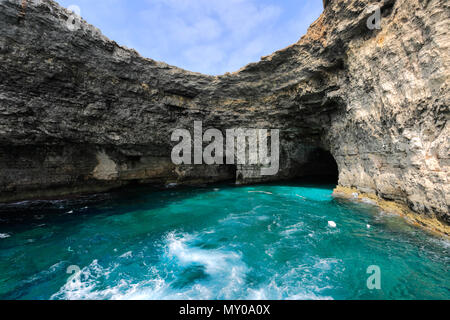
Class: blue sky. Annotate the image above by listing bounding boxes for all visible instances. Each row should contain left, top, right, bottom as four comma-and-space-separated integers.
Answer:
57, 0, 323, 75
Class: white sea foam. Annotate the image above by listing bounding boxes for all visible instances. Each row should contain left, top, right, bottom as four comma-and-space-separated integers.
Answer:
129, 232, 249, 300
287, 292, 334, 300
0, 233, 10, 239
165, 232, 245, 276
51, 232, 250, 300
218, 206, 263, 225
50, 228, 344, 301
51, 262, 200, 300
313, 258, 341, 271
248, 191, 273, 195
119, 251, 133, 259
49, 255, 338, 301
51, 259, 122, 300
281, 222, 304, 236
429, 237, 450, 250
247, 279, 334, 300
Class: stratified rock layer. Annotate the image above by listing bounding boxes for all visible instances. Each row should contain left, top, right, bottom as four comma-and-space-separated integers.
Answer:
0, 0, 448, 223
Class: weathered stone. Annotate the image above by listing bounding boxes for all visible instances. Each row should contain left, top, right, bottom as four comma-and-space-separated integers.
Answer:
0, 0, 448, 224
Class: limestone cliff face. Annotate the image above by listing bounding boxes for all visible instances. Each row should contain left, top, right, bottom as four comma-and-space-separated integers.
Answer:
0, 0, 448, 223
325, 0, 449, 222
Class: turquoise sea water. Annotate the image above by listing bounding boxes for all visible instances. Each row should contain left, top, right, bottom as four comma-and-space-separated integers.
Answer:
0, 183, 448, 300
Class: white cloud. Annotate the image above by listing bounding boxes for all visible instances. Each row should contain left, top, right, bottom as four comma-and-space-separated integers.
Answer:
138, 0, 284, 74
57, 0, 323, 74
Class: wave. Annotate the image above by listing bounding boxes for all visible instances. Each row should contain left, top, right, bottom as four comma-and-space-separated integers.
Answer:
50, 230, 340, 300
50, 231, 248, 300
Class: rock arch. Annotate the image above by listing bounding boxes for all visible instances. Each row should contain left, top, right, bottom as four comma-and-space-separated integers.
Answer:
0, 0, 448, 224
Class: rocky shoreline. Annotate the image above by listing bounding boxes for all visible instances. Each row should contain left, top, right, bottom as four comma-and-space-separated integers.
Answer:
333, 186, 450, 238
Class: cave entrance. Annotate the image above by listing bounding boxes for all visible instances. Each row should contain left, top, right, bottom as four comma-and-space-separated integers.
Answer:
298, 147, 339, 184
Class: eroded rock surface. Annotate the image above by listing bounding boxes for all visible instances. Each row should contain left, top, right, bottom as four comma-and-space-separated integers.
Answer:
0, 0, 448, 223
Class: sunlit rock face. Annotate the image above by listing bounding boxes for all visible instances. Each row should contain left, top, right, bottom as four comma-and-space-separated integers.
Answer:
0, 0, 448, 223
325, 0, 449, 222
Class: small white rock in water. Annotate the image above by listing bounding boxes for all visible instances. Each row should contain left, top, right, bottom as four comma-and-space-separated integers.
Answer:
328, 221, 337, 228
367, 224, 371, 229
0, 233, 10, 239
67, 210, 73, 214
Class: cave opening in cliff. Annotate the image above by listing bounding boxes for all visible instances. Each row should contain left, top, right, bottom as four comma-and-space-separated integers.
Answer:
298, 148, 339, 185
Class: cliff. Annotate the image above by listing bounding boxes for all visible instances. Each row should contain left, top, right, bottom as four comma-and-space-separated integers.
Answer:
0, 0, 448, 225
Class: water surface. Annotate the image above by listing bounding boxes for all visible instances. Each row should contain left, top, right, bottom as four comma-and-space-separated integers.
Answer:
0, 183, 448, 300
